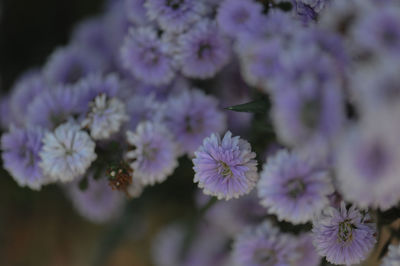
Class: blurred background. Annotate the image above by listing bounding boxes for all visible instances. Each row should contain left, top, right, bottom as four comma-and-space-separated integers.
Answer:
0, 1, 199, 265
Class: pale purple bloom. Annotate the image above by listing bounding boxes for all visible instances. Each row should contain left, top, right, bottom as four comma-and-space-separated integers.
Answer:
271, 51, 345, 146
9, 70, 46, 126
176, 20, 231, 79
382, 244, 400, 266
124, 0, 150, 25
43, 45, 106, 85
26, 86, 80, 130
145, 0, 205, 33
336, 109, 400, 210
292, 233, 321, 266
292, 0, 326, 24
71, 17, 113, 65
125, 94, 164, 131
193, 131, 258, 200
126, 121, 179, 185
312, 202, 376, 265
75, 73, 120, 114
258, 150, 333, 224
232, 221, 296, 266
66, 173, 125, 223
1, 126, 50, 190
39, 122, 97, 183
120, 27, 175, 85
217, 0, 263, 39
164, 88, 226, 155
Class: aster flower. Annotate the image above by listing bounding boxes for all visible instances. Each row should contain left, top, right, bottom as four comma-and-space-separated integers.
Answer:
9, 70, 46, 126
66, 174, 125, 223
164, 89, 226, 155
75, 73, 120, 112
26, 86, 80, 130
336, 109, 400, 210
43, 45, 106, 85
232, 221, 296, 266
81, 94, 128, 140
145, 0, 205, 33
312, 202, 376, 265
192, 131, 258, 200
291, 233, 321, 266
176, 20, 231, 79
126, 121, 178, 186
271, 51, 345, 146
382, 244, 400, 266
125, 94, 164, 131
120, 27, 175, 85
124, 0, 150, 25
216, 0, 263, 39
258, 149, 333, 224
1, 126, 51, 190
39, 122, 97, 183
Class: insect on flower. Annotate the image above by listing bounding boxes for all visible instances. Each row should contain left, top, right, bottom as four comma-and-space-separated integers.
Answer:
106, 161, 133, 194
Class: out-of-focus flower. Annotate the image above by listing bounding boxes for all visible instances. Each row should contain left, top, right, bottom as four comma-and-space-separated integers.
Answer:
232, 221, 296, 266
126, 121, 178, 185
216, 0, 263, 39
124, 0, 150, 25
66, 173, 125, 223
81, 94, 128, 140
120, 27, 175, 85
258, 149, 333, 224
43, 45, 106, 86
312, 202, 376, 265
336, 109, 400, 210
193, 131, 258, 200
39, 122, 97, 183
1, 126, 50, 190
145, 0, 205, 33
26, 86, 80, 130
164, 88, 226, 155
176, 20, 231, 79
291, 233, 321, 266
382, 244, 400, 266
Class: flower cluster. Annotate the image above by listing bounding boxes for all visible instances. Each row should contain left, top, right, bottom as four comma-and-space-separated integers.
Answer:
2, 0, 400, 265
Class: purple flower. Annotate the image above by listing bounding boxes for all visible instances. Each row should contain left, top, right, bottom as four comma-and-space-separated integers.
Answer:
292, 0, 326, 24
176, 20, 231, 79
336, 109, 400, 210
26, 86, 80, 130
382, 244, 400, 266
1, 126, 50, 190
271, 50, 345, 146
292, 233, 321, 266
312, 202, 376, 265
126, 121, 179, 185
193, 131, 258, 200
216, 0, 263, 39
66, 173, 125, 223
124, 0, 150, 25
9, 70, 46, 126
43, 45, 106, 85
164, 88, 226, 155
120, 27, 175, 85
232, 221, 296, 266
145, 0, 205, 33
125, 94, 164, 131
258, 150, 333, 224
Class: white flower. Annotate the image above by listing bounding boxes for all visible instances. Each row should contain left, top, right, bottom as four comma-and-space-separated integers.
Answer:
126, 121, 179, 186
39, 122, 97, 183
382, 244, 400, 266
81, 94, 128, 140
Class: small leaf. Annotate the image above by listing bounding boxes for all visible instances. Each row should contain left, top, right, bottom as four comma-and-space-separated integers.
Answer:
225, 99, 269, 114
79, 176, 89, 191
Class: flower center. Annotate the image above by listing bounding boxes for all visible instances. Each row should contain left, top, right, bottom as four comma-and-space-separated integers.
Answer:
286, 178, 306, 198
233, 9, 250, 24
166, 0, 184, 10
197, 43, 212, 59
253, 247, 276, 265
65, 64, 84, 84
338, 219, 355, 242
219, 161, 233, 177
